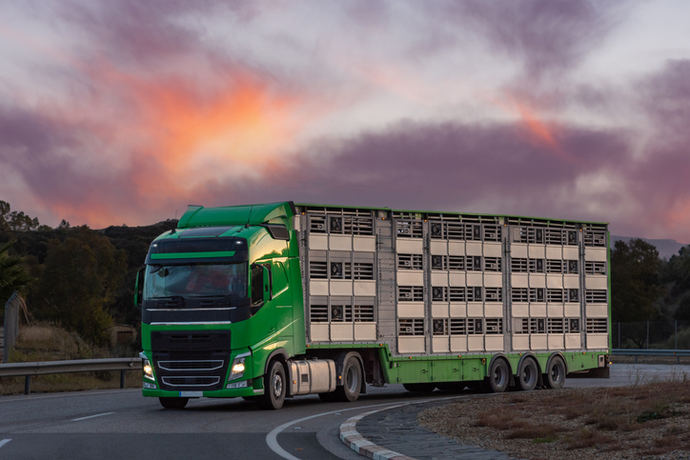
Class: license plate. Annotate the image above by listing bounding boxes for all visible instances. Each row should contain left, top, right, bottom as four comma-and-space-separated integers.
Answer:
179, 391, 203, 397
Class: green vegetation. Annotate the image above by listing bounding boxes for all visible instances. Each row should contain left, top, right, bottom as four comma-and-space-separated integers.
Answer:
611, 238, 690, 347
0, 200, 175, 350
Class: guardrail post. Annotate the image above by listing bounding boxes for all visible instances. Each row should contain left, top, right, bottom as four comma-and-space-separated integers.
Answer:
24, 375, 31, 395
120, 370, 125, 389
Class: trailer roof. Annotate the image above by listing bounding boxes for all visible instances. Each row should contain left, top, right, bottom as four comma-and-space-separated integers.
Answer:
294, 202, 608, 226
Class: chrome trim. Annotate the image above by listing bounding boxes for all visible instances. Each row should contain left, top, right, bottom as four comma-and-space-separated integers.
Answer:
234, 351, 251, 359
161, 376, 221, 387
158, 360, 224, 372
150, 321, 232, 325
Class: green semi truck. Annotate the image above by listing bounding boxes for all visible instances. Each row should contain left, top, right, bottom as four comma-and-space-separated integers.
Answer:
137, 202, 610, 409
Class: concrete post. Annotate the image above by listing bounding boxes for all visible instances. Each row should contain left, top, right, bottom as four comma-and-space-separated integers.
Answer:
3, 292, 20, 363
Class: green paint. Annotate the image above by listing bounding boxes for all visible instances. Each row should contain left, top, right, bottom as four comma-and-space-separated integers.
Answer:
150, 251, 236, 259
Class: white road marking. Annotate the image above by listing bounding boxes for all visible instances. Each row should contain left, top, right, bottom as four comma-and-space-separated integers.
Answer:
71, 411, 114, 422
265, 395, 464, 460
0, 439, 11, 448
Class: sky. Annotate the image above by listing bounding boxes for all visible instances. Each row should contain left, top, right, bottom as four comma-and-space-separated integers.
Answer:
1, 0, 689, 242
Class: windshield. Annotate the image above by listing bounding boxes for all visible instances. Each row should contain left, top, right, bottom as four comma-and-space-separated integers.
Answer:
143, 263, 247, 299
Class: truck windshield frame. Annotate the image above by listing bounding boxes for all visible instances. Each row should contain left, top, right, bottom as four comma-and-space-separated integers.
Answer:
143, 263, 248, 301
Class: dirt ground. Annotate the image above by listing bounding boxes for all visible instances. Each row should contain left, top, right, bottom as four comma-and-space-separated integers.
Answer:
419, 381, 690, 459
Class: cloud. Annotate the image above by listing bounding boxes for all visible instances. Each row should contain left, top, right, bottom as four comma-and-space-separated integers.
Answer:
446, 0, 622, 80
57, 0, 259, 65
628, 59, 690, 240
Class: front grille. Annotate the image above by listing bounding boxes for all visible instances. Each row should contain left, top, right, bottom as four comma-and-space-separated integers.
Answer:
152, 331, 230, 391
161, 376, 221, 387
158, 360, 224, 371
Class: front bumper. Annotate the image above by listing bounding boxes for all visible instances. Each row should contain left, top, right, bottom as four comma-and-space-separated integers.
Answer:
141, 346, 260, 398
143, 383, 263, 398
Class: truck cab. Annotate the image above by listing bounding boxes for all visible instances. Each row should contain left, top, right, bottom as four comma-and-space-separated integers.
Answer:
138, 202, 308, 409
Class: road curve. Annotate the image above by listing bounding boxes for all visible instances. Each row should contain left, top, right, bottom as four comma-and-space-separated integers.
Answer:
0, 363, 688, 460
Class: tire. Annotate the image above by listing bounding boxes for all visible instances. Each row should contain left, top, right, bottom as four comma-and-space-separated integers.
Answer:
403, 383, 436, 394
260, 360, 286, 410
335, 353, 362, 402
487, 358, 510, 393
159, 397, 188, 409
545, 356, 566, 389
517, 357, 539, 391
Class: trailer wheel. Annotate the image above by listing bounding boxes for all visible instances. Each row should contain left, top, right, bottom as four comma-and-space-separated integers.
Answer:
260, 360, 286, 409
335, 353, 362, 402
403, 383, 436, 394
517, 357, 539, 391
545, 356, 566, 389
159, 397, 188, 409
487, 358, 510, 393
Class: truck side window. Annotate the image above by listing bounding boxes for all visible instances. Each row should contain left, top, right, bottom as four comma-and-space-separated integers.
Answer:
251, 264, 264, 305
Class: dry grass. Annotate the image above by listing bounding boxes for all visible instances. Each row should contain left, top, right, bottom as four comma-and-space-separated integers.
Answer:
419, 380, 690, 459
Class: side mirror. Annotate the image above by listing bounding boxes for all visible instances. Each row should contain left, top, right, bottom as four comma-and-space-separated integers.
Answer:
134, 266, 144, 308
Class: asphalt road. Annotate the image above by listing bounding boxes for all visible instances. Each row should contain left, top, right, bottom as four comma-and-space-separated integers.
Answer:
1, 363, 689, 460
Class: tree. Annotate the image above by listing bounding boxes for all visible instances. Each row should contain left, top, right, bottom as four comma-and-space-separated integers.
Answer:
0, 200, 41, 232
32, 229, 127, 344
0, 240, 32, 322
611, 239, 664, 324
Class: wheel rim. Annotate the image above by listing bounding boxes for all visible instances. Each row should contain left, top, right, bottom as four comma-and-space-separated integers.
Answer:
522, 361, 536, 386
273, 372, 283, 398
493, 365, 506, 386
550, 362, 562, 383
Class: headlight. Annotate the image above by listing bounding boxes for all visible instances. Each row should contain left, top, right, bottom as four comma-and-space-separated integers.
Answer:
140, 352, 155, 381
229, 354, 248, 381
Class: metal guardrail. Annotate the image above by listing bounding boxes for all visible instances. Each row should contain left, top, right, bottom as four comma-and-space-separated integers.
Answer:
0, 357, 141, 394
612, 348, 690, 363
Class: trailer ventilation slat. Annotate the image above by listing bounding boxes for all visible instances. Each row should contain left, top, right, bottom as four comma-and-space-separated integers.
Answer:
310, 304, 329, 322
450, 318, 466, 335
585, 289, 608, 303
585, 261, 607, 274
398, 254, 423, 270
399, 318, 424, 336
398, 286, 424, 302
586, 318, 608, 333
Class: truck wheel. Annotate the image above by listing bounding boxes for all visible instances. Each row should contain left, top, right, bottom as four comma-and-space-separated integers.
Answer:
517, 357, 539, 391
260, 360, 286, 409
335, 353, 362, 402
545, 356, 566, 389
159, 397, 188, 409
487, 358, 510, 393
403, 383, 436, 394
